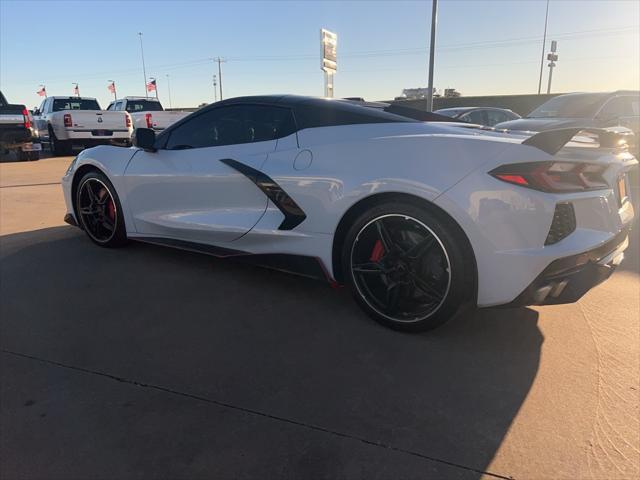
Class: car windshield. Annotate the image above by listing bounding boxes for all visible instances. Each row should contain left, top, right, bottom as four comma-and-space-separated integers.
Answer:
52, 99, 101, 111
125, 100, 164, 112
527, 93, 607, 118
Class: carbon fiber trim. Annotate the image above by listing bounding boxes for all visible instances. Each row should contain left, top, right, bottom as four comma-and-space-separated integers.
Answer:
219, 158, 306, 230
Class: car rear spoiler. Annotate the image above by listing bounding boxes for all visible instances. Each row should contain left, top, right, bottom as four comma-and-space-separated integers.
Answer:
522, 127, 635, 155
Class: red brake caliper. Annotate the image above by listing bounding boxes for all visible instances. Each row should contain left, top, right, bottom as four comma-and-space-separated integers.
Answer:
370, 239, 385, 262
107, 198, 116, 221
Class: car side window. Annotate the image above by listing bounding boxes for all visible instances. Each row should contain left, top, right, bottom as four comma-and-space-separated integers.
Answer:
485, 110, 508, 126
107, 102, 115, 111
599, 97, 634, 119
165, 105, 296, 150
461, 110, 485, 125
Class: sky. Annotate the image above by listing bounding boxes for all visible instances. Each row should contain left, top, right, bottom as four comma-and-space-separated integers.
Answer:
1, 0, 639, 109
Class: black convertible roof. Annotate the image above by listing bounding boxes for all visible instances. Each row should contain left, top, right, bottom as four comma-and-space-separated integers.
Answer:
209, 95, 456, 129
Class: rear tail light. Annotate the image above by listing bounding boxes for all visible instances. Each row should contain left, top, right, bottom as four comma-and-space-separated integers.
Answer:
63, 113, 73, 127
145, 113, 153, 128
22, 108, 31, 129
490, 161, 608, 192
125, 113, 131, 128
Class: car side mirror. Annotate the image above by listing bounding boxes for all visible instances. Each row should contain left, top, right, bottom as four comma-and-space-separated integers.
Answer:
134, 128, 156, 152
33, 109, 40, 116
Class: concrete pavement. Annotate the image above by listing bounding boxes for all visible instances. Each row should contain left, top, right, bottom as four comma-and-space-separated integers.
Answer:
1, 156, 638, 479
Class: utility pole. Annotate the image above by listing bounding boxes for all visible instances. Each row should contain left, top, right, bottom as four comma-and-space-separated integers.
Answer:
166, 74, 172, 109
426, 0, 438, 112
546, 40, 558, 94
138, 32, 149, 98
213, 74, 218, 102
215, 57, 226, 100
537, 0, 550, 94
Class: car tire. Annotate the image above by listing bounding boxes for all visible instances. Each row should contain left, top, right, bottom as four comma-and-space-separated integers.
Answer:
17, 149, 40, 161
341, 201, 474, 332
75, 171, 128, 248
49, 126, 71, 156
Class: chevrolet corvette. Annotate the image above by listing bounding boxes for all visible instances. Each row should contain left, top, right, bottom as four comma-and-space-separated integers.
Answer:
61, 95, 637, 331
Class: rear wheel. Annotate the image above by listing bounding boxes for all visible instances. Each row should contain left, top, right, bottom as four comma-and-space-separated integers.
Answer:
75, 171, 127, 247
49, 127, 71, 156
342, 202, 473, 332
17, 149, 40, 161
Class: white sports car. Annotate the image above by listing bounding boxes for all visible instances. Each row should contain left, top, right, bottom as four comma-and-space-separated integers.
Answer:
61, 95, 637, 331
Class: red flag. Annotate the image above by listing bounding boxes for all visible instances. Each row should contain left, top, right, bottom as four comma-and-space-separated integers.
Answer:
37, 86, 46, 97
108, 82, 116, 93
146, 79, 157, 92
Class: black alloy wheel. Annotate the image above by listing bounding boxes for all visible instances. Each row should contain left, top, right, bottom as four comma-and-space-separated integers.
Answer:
75, 172, 127, 247
343, 202, 472, 331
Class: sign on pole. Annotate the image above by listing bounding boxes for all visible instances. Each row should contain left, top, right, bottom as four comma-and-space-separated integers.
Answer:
320, 29, 337, 97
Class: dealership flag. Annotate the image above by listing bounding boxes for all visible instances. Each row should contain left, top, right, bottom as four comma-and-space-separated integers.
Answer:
73, 84, 79, 96
37, 86, 46, 97
146, 79, 157, 92
108, 81, 116, 93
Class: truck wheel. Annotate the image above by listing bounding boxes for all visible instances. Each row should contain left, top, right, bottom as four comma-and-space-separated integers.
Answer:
17, 150, 40, 161
49, 127, 71, 156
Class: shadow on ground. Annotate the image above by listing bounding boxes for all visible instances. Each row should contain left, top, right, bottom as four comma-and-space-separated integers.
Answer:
0, 226, 543, 479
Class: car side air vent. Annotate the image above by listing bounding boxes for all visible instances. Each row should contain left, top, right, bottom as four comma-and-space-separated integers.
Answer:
545, 203, 576, 245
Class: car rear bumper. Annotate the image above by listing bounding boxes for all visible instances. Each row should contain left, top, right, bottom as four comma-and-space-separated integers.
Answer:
502, 226, 630, 307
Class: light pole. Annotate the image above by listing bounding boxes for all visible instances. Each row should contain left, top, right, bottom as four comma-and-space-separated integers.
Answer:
213, 74, 218, 102
426, 0, 438, 112
537, 0, 550, 94
138, 32, 149, 98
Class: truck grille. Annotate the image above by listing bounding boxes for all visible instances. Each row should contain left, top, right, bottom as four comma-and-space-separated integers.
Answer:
545, 203, 576, 245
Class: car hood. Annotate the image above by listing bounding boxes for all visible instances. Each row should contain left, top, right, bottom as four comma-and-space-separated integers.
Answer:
494, 117, 595, 132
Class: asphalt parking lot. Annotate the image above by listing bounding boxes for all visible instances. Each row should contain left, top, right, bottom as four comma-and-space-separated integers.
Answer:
1, 156, 638, 479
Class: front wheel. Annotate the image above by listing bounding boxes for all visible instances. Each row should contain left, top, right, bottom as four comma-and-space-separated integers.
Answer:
75, 171, 128, 247
342, 202, 474, 332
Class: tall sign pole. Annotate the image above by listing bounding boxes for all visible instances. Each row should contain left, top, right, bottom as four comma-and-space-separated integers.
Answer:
320, 29, 337, 98
426, 0, 438, 112
138, 32, 149, 98
537, 0, 550, 94
166, 74, 172, 109
546, 40, 558, 94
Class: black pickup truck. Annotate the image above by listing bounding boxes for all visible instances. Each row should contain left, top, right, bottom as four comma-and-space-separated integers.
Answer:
0, 91, 41, 161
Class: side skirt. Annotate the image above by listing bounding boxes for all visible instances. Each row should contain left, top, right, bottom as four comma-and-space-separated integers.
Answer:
133, 236, 333, 283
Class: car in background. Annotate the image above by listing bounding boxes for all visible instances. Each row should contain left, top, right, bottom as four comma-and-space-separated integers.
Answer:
33, 96, 131, 156
106, 97, 189, 138
434, 107, 521, 127
0, 91, 41, 161
495, 91, 639, 139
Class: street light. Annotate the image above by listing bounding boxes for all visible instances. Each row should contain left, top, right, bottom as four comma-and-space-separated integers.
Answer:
138, 32, 148, 98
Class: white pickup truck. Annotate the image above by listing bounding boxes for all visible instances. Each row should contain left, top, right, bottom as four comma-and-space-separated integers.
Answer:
106, 97, 189, 137
33, 97, 131, 156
